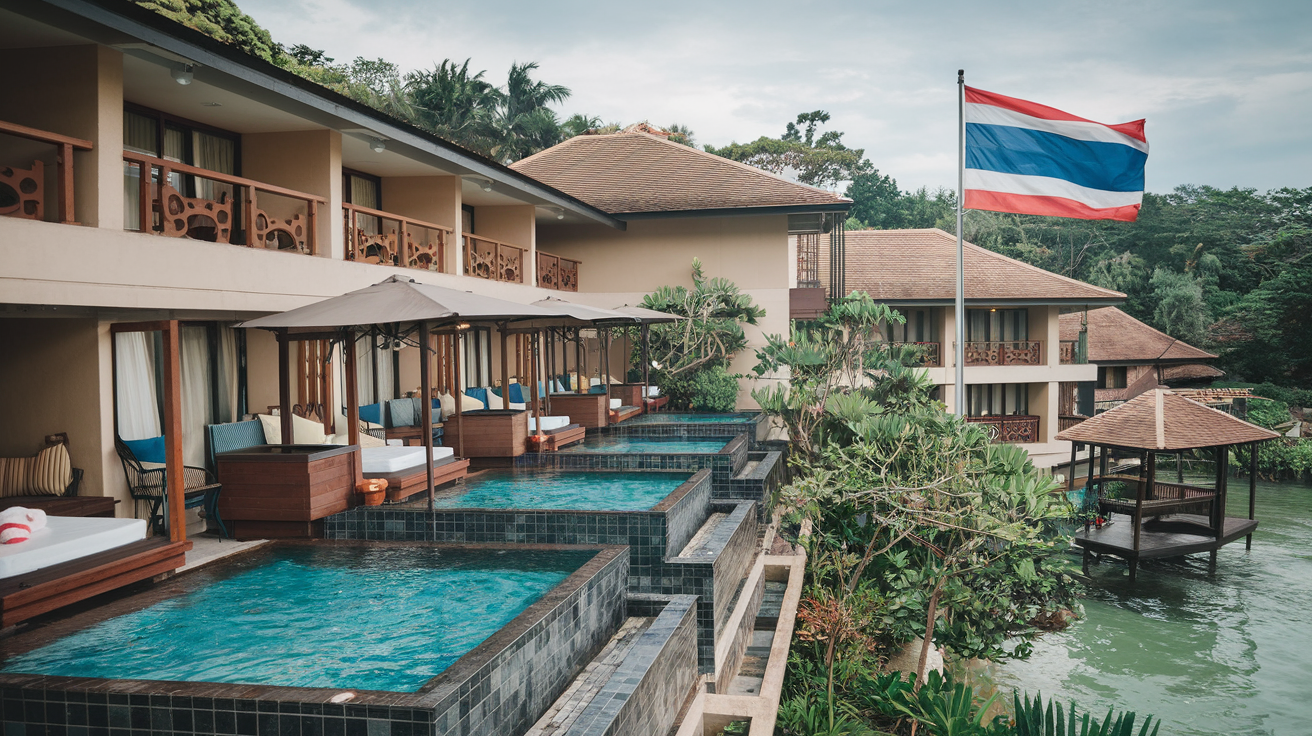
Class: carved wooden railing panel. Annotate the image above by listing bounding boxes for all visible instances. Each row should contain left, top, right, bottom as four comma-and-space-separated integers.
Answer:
464, 233, 525, 284
536, 251, 581, 291
964, 341, 1043, 366
1058, 414, 1087, 432
1059, 339, 1088, 365
0, 120, 93, 225
967, 415, 1040, 444
888, 341, 941, 367
343, 203, 451, 271
123, 151, 325, 254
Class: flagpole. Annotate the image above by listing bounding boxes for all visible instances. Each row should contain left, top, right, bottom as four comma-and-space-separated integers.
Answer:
954, 69, 966, 417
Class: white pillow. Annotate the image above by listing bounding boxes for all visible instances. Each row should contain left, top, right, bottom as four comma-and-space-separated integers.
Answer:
609, 398, 622, 410
485, 388, 503, 410
439, 392, 456, 419
257, 413, 327, 444
509, 402, 527, 410
646, 386, 661, 397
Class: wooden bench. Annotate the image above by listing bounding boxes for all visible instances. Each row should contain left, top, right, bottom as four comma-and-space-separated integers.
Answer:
370, 456, 471, 503
609, 405, 643, 424
529, 424, 587, 452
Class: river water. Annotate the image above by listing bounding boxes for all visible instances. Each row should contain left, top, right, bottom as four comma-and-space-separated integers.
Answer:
982, 477, 1312, 735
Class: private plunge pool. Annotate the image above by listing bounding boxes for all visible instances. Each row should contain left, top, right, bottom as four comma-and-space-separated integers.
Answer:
0, 542, 629, 736
433, 469, 694, 511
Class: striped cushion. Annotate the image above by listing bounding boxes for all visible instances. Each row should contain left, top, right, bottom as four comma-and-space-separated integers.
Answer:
0, 456, 33, 497
29, 443, 73, 495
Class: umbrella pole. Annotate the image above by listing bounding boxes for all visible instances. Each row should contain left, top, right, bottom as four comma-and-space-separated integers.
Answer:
500, 323, 511, 404
277, 329, 293, 444
345, 331, 362, 487
603, 328, 611, 406
531, 330, 544, 445
642, 324, 651, 413
453, 332, 464, 459
576, 328, 585, 394
419, 321, 435, 514
545, 329, 554, 416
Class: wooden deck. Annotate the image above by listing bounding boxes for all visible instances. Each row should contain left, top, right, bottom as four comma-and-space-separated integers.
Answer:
1074, 513, 1258, 579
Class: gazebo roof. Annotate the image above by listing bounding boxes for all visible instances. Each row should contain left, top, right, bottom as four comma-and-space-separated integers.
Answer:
1056, 388, 1280, 450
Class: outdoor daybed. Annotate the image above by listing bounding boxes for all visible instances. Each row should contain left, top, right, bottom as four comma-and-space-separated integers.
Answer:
0, 515, 188, 627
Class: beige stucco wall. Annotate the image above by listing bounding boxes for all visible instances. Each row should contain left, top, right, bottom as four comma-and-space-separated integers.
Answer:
537, 216, 792, 409
380, 175, 463, 274
0, 318, 112, 505
0, 44, 123, 228
242, 129, 343, 260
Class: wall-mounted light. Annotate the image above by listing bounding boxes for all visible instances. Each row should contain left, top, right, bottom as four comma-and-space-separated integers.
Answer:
466, 175, 493, 192
170, 62, 194, 85
551, 206, 565, 220
371, 138, 387, 153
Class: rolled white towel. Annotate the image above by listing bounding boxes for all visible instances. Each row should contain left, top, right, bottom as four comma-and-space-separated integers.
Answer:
0, 507, 47, 545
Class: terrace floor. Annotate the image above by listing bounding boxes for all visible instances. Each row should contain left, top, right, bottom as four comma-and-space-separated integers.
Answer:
177, 534, 270, 573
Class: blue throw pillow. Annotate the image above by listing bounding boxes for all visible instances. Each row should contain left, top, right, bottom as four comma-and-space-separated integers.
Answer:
508, 383, 525, 404
359, 403, 383, 425
464, 387, 489, 407
124, 435, 166, 464
589, 385, 607, 394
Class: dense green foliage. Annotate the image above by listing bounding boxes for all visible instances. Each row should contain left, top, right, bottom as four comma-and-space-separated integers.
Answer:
134, 0, 279, 60
1232, 398, 1312, 479
634, 259, 763, 411
705, 111, 871, 189
1012, 693, 1160, 736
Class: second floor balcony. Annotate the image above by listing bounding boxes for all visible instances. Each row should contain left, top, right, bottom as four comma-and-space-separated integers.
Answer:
888, 341, 942, 367
966, 414, 1040, 443
964, 340, 1043, 366
344, 203, 451, 272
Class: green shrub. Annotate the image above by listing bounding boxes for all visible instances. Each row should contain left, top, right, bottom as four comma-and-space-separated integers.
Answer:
1214, 382, 1312, 409
689, 366, 740, 412
1012, 692, 1160, 736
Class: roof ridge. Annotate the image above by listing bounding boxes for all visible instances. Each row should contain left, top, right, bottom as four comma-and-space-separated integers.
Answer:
948, 232, 1126, 300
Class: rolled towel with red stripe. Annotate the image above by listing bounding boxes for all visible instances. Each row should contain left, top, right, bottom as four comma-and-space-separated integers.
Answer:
0, 507, 47, 544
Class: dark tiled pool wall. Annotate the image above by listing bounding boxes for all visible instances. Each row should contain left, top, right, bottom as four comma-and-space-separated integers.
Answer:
516, 433, 749, 486
723, 451, 785, 522
428, 547, 629, 736
669, 501, 759, 670
0, 544, 628, 736
557, 594, 699, 736
607, 412, 769, 442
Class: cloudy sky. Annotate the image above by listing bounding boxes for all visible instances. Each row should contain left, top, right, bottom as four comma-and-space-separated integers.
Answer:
242, 0, 1311, 194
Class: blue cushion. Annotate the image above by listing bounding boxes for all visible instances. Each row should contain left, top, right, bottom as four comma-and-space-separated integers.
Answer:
589, 385, 607, 394
507, 383, 525, 404
464, 387, 489, 407
124, 435, 166, 464
359, 403, 383, 425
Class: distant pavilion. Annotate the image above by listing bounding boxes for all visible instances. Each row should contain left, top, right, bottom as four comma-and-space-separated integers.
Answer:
1056, 389, 1280, 582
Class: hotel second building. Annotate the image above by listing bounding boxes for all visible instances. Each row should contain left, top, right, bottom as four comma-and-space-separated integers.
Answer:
0, 0, 848, 515
814, 228, 1126, 469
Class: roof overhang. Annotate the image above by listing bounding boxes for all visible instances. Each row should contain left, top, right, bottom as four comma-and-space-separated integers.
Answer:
14, 0, 625, 230
1089, 358, 1218, 367
613, 202, 851, 221
872, 298, 1126, 307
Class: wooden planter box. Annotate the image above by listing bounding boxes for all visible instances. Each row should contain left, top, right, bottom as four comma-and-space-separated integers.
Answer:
216, 444, 358, 540
546, 393, 610, 429
443, 410, 529, 457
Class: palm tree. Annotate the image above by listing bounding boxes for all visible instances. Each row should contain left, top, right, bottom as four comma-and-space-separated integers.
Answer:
494, 62, 571, 161
405, 59, 501, 155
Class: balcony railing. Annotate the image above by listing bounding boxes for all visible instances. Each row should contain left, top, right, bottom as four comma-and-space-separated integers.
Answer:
966, 415, 1040, 444
1, 120, 93, 225
123, 152, 326, 254
536, 251, 580, 291
1058, 414, 1088, 432
888, 341, 942, 367
343, 203, 451, 271
964, 340, 1043, 366
464, 233, 525, 283
1059, 338, 1088, 365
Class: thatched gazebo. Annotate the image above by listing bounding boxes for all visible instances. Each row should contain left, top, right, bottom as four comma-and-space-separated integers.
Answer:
1056, 389, 1279, 582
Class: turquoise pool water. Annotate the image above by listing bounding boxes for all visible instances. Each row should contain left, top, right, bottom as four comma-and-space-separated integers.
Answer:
628, 413, 753, 424
434, 469, 691, 510
559, 436, 727, 454
0, 546, 589, 692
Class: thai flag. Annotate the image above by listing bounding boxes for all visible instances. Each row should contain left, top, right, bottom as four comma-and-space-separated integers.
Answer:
964, 87, 1147, 221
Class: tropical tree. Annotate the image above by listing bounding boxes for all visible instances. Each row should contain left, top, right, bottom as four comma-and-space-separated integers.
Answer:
405, 59, 503, 155
705, 111, 870, 189
1148, 268, 1210, 345
493, 62, 571, 161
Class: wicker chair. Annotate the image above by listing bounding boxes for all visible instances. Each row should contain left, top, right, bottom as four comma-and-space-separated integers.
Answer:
115, 436, 227, 538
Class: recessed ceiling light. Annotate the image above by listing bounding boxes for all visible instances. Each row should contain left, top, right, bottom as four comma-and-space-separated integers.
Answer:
201, 102, 222, 107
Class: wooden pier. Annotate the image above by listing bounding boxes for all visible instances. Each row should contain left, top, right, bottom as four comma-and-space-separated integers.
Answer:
1075, 514, 1259, 578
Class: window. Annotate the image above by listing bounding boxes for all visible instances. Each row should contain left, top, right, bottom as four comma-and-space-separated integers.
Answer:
885, 309, 934, 343
344, 170, 382, 235
123, 104, 240, 232
966, 383, 1030, 416
1097, 366, 1127, 389
966, 309, 1028, 342
461, 204, 475, 235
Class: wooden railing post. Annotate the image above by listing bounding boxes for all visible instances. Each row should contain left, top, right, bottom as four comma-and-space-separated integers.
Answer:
243, 185, 257, 247
306, 199, 319, 256
56, 142, 75, 224
137, 162, 151, 233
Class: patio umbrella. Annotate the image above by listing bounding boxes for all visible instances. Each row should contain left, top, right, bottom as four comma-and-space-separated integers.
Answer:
529, 298, 641, 405
612, 304, 685, 323
237, 276, 576, 516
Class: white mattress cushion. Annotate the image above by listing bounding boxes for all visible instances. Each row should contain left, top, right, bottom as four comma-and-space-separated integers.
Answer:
361, 445, 454, 474
645, 386, 661, 397
0, 515, 147, 580
609, 398, 622, 410
529, 416, 571, 432
509, 402, 527, 410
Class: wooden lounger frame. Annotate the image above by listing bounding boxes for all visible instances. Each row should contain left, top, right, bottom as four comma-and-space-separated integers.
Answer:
609, 405, 643, 424
533, 424, 586, 452
369, 457, 472, 503
0, 537, 191, 628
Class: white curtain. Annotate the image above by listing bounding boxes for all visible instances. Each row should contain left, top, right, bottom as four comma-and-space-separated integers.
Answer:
193, 131, 235, 202
180, 326, 212, 467
122, 112, 158, 231
349, 175, 381, 235
217, 326, 240, 422
354, 333, 376, 405
376, 338, 396, 400
115, 333, 162, 441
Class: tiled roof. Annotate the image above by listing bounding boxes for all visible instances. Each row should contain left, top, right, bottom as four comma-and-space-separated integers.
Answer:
1059, 307, 1216, 363
510, 132, 850, 215
1162, 363, 1225, 381
824, 229, 1124, 303
1056, 389, 1279, 450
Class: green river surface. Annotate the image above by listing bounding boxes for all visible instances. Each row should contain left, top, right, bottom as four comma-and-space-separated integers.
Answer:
980, 477, 1312, 735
